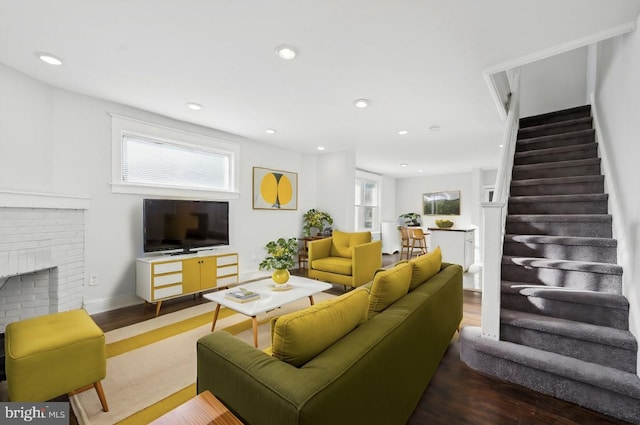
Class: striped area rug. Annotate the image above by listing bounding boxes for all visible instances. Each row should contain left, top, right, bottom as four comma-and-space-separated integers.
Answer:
70, 292, 335, 425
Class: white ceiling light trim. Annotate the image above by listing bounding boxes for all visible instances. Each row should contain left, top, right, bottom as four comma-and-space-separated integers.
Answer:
37, 52, 63, 66
353, 99, 369, 108
429, 125, 440, 132
265, 129, 277, 134
275, 45, 297, 60
316, 146, 325, 151
398, 130, 408, 135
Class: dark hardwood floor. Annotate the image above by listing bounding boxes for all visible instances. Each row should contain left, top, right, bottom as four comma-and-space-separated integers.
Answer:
83, 256, 630, 425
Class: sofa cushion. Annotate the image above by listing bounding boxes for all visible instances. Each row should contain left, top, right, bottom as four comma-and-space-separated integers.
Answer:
270, 288, 369, 367
367, 262, 412, 316
330, 231, 372, 258
408, 247, 442, 290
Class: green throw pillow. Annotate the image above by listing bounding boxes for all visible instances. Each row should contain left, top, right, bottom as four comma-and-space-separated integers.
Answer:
367, 262, 412, 316
408, 247, 442, 290
271, 288, 369, 367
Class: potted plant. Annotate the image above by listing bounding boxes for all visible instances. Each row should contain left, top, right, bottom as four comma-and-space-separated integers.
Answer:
399, 212, 422, 227
302, 209, 333, 236
259, 237, 299, 284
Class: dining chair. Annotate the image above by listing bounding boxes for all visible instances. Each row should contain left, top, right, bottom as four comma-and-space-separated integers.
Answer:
409, 227, 428, 257
399, 227, 412, 260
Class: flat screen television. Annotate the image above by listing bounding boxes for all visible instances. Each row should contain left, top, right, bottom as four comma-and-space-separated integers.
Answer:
143, 199, 229, 253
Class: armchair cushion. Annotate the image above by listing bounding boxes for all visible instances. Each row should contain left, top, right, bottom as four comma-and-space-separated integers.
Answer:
408, 247, 442, 290
367, 262, 412, 317
311, 256, 353, 276
270, 288, 369, 367
330, 230, 372, 258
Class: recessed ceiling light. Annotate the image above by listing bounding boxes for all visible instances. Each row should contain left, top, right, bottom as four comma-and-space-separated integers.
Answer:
186, 102, 203, 111
37, 52, 63, 66
429, 125, 440, 132
265, 129, 277, 134
354, 99, 369, 108
317, 146, 326, 151
275, 45, 297, 60
418, 169, 424, 173
400, 163, 408, 167
499, 144, 504, 148
398, 130, 408, 135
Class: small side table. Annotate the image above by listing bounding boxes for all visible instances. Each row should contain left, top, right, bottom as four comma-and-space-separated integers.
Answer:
150, 390, 243, 425
298, 236, 325, 268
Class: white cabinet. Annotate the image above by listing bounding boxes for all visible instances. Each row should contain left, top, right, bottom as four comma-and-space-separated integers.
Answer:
381, 221, 401, 255
136, 251, 239, 315
428, 228, 475, 271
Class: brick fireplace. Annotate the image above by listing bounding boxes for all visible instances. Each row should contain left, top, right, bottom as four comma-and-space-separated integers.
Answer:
0, 191, 89, 332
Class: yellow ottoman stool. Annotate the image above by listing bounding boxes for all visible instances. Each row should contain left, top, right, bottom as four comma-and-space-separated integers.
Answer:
4, 309, 109, 411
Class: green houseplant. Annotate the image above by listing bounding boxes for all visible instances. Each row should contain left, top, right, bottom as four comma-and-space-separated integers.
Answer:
399, 212, 421, 227
303, 209, 333, 236
259, 237, 298, 284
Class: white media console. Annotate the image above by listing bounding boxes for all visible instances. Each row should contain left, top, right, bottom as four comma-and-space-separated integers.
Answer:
136, 250, 239, 316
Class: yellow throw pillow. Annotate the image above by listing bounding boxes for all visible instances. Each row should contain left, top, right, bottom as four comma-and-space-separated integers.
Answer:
408, 246, 442, 290
367, 262, 412, 316
271, 288, 369, 367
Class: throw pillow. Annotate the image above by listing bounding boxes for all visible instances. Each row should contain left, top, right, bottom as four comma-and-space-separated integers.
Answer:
408, 247, 442, 290
271, 288, 369, 367
367, 262, 412, 316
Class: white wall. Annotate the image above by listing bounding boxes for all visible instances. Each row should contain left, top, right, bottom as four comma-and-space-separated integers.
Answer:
520, 46, 588, 118
593, 23, 640, 374
316, 152, 356, 231
395, 172, 477, 229
0, 64, 330, 313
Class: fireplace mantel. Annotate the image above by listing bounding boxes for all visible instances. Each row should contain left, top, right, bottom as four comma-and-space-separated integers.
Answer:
0, 189, 90, 210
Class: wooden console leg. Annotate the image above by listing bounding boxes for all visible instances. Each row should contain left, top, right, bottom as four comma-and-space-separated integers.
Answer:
252, 316, 259, 348
94, 381, 109, 412
308, 295, 315, 305
155, 300, 162, 317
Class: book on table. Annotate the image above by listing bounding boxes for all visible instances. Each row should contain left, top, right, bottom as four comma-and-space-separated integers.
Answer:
225, 288, 260, 303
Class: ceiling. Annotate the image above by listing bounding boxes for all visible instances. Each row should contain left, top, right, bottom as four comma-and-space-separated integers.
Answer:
1, 1, 639, 178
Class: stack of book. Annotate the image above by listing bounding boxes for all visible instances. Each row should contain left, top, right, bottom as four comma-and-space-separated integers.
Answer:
225, 288, 260, 303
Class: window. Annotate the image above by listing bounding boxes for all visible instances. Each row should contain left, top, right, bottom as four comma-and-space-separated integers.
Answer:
111, 115, 239, 198
355, 177, 379, 232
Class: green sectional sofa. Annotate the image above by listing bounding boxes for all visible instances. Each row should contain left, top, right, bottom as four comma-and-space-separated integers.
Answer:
197, 253, 463, 425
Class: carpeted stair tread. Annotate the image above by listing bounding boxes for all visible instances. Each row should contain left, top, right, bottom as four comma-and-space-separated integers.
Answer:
507, 214, 611, 223
510, 175, 603, 188
508, 193, 608, 204
502, 256, 622, 275
519, 105, 591, 128
518, 117, 593, 140
460, 327, 640, 405
500, 281, 629, 331
515, 143, 597, 159
516, 129, 595, 150
500, 309, 637, 351
513, 157, 599, 172
504, 234, 616, 247
501, 281, 629, 309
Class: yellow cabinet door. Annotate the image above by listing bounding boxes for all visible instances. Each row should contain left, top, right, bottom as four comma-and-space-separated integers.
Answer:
200, 257, 217, 290
181, 258, 202, 294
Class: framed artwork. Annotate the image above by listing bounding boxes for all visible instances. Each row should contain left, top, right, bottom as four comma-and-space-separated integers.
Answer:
252, 167, 298, 210
422, 190, 461, 215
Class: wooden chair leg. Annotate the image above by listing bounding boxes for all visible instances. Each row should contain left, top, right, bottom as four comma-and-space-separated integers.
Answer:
94, 381, 109, 412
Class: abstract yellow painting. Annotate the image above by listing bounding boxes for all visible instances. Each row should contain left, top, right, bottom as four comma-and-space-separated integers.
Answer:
253, 167, 298, 210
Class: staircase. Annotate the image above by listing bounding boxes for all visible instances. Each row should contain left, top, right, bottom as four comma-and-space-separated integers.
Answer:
460, 105, 640, 424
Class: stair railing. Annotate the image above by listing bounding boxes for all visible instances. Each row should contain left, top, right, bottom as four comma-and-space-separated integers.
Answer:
481, 69, 520, 340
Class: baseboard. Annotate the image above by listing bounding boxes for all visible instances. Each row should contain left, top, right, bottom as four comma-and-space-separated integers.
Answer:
83, 293, 143, 315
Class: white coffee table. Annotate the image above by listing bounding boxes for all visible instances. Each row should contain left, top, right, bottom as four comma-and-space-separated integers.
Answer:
203, 276, 332, 347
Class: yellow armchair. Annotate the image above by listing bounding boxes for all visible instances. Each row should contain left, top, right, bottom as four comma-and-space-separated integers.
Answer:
308, 230, 382, 288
